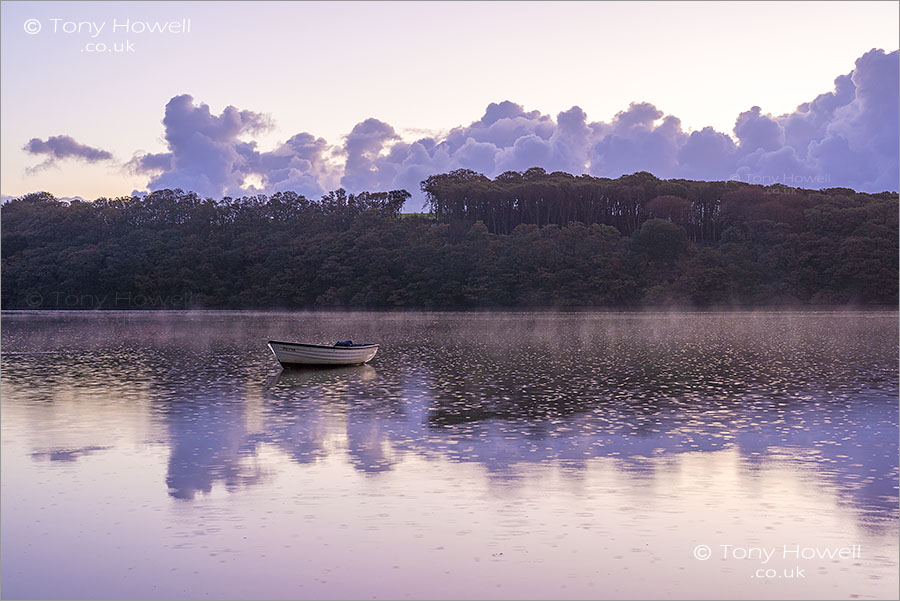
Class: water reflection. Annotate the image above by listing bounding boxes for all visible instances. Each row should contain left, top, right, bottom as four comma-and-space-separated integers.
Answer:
163, 388, 265, 500
1, 311, 897, 598
268, 364, 377, 387
261, 372, 899, 521
3, 312, 897, 513
31, 445, 112, 462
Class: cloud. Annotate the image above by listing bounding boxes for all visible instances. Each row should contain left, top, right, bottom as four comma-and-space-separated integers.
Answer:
141, 94, 274, 198
813, 48, 899, 191
238, 132, 336, 197
590, 103, 687, 178
321, 48, 896, 205
127, 94, 337, 199
724, 48, 899, 190
24, 135, 113, 172
676, 127, 738, 181
34, 48, 895, 205
339, 118, 401, 192
734, 106, 784, 152
127, 151, 172, 173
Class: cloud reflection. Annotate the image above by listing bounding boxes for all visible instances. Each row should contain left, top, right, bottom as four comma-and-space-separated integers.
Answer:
30, 445, 112, 462
3, 311, 896, 525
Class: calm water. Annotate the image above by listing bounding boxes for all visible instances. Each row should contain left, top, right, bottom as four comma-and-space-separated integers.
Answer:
1, 311, 897, 600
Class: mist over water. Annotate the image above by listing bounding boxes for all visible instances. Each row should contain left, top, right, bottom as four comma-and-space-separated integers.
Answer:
1, 311, 897, 599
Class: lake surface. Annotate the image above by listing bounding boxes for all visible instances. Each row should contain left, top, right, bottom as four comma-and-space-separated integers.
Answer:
1, 311, 897, 600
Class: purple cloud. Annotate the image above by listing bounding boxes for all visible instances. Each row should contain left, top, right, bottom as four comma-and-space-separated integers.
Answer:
127, 94, 337, 199
238, 133, 334, 197
127, 151, 172, 173
734, 106, 784, 152
142, 94, 273, 198
330, 48, 896, 205
590, 104, 687, 178
24, 135, 113, 172
676, 127, 738, 180
67, 48, 898, 205
339, 118, 401, 192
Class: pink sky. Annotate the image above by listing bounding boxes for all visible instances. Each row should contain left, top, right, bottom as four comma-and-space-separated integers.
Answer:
1, 1, 898, 203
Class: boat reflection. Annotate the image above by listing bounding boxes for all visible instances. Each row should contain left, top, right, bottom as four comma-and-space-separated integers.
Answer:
267, 364, 377, 388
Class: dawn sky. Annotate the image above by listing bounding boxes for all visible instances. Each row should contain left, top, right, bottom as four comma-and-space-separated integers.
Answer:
1, 0, 898, 204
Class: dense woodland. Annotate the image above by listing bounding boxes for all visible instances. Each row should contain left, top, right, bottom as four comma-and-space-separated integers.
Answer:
2, 169, 897, 309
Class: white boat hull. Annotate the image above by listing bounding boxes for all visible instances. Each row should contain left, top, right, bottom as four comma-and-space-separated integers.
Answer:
268, 340, 378, 367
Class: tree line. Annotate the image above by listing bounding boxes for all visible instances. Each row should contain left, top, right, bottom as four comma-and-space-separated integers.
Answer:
2, 170, 897, 309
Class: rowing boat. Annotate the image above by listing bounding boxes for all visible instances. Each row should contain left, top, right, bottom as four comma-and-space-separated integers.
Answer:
267, 340, 379, 367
